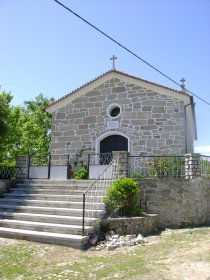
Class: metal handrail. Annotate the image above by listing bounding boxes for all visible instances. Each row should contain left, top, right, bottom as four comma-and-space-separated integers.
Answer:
82, 154, 120, 236
128, 155, 185, 158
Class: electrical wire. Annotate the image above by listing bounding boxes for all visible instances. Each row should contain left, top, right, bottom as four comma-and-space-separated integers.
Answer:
53, 0, 210, 106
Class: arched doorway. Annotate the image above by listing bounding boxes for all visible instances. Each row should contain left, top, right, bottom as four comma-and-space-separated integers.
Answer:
89, 133, 129, 178
99, 134, 128, 164
100, 135, 128, 154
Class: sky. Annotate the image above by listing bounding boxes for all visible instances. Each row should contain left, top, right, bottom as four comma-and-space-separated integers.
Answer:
0, 0, 210, 154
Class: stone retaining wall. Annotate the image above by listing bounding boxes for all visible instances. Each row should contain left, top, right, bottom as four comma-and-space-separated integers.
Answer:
0, 180, 16, 196
101, 214, 158, 235
137, 178, 210, 228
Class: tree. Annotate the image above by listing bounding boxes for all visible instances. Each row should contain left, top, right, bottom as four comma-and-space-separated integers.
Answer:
0, 92, 51, 166
17, 94, 51, 156
0, 91, 12, 137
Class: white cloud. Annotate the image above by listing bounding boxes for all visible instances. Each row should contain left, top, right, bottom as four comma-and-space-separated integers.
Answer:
194, 146, 210, 156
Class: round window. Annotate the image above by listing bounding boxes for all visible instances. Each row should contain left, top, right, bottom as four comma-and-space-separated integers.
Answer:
107, 104, 122, 119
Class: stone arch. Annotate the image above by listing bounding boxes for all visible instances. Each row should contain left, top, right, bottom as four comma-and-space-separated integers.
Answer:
96, 132, 130, 154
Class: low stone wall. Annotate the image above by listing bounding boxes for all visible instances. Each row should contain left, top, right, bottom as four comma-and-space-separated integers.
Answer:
0, 180, 16, 196
101, 213, 158, 235
137, 178, 210, 228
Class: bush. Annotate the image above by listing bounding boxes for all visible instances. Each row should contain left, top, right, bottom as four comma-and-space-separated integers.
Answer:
103, 178, 141, 217
73, 166, 88, 179
130, 172, 144, 179
148, 157, 183, 178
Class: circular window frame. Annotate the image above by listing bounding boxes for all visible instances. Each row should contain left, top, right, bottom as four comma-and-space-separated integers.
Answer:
107, 103, 122, 119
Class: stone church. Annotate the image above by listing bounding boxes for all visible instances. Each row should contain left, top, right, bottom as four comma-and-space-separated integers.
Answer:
45, 69, 197, 165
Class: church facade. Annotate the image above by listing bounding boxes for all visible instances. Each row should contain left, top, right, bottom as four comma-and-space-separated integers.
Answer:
45, 70, 197, 164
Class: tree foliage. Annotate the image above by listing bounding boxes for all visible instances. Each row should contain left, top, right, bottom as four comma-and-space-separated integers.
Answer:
0, 91, 12, 137
0, 91, 51, 166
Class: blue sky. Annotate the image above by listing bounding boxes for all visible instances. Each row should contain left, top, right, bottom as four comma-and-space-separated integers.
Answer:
0, 0, 210, 154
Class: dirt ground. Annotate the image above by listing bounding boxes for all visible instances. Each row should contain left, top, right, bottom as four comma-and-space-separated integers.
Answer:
0, 227, 210, 279
140, 228, 210, 280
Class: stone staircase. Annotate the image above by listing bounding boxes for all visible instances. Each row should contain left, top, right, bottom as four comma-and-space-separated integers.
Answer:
0, 179, 106, 249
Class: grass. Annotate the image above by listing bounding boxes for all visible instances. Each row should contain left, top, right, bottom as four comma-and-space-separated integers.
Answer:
0, 227, 210, 279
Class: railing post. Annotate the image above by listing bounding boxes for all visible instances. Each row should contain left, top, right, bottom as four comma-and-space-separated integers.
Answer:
16, 156, 30, 180
82, 193, 86, 236
87, 154, 90, 179
28, 156, 31, 179
112, 151, 129, 178
48, 154, 51, 179
67, 154, 70, 179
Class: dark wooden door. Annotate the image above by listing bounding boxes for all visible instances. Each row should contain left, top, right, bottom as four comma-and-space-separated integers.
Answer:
100, 135, 128, 164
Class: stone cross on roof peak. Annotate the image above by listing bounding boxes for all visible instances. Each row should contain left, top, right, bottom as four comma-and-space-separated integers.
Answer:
110, 55, 117, 70
180, 77, 186, 91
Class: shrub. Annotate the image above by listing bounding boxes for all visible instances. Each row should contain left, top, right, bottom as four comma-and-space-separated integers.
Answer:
148, 157, 183, 178
73, 166, 88, 179
103, 178, 141, 217
130, 172, 144, 179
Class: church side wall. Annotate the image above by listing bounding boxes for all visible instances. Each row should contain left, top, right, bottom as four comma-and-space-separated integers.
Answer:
50, 78, 189, 164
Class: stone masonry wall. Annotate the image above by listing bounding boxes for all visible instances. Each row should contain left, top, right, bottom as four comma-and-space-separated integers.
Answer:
51, 78, 188, 164
138, 178, 210, 228
16, 156, 29, 179
101, 214, 158, 235
0, 180, 16, 196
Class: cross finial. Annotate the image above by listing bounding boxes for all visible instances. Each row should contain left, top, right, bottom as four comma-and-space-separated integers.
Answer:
110, 55, 117, 70
180, 77, 186, 90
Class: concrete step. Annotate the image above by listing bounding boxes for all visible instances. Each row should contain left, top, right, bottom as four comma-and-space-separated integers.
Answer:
0, 211, 98, 226
0, 204, 105, 218
3, 193, 104, 202
15, 179, 111, 190
0, 219, 94, 235
16, 179, 95, 188
10, 188, 105, 195
15, 185, 89, 191
0, 179, 109, 247
0, 227, 89, 248
0, 198, 105, 210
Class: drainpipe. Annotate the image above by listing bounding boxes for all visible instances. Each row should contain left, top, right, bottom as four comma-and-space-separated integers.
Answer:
184, 102, 191, 154
184, 95, 197, 154
190, 96, 197, 141
180, 78, 192, 154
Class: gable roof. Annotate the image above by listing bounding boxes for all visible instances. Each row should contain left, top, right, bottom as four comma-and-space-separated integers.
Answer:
45, 70, 190, 114
45, 69, 197, 141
